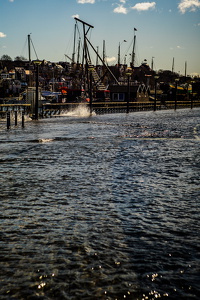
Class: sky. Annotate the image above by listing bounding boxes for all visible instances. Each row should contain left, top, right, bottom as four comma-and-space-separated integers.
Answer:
0, 0, 200, 76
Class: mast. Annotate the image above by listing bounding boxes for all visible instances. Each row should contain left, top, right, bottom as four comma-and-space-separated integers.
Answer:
118, 41, 127, 66
74, 17, 94, 91
172, 57, 174, 73
74, 17, 93, 66
28, 34, 31, 62
118, 42, 120, 65
77, 38, 81, 64
131, 28, 137, 68
72, 23, 77, 63
151, 57, 154, 70
103, 40, 106, 64
27, 34, 32, 87
185, 61, 187, 77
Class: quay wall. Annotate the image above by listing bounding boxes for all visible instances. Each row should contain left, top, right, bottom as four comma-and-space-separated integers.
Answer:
1, 100, 200, 119
41, 99, 200, 117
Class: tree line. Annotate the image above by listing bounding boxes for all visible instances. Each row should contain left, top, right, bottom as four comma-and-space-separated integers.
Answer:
0, 54, 27, 61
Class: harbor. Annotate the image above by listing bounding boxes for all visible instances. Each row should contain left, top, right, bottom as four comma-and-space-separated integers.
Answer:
1, 98, 200, 130
1, 18, 200, 123
1, 12, 200, 300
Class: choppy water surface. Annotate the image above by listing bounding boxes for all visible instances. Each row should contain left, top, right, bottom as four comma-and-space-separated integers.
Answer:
0, 108, 200, 300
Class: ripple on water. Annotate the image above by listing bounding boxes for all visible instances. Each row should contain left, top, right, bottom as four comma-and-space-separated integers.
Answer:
0, 109, 200, 299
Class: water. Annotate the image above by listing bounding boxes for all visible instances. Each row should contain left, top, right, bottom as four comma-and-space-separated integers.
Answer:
0, 107, 200, 300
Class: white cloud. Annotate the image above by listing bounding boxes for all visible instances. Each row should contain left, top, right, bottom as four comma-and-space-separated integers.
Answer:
190, 72, 200, 77
113, 4, 128, 14
72, 14, 80, 19
106, 56, 116, 63
178, 0, 200, 14
77, 0, 95, 3
132, 2, 156, 11
9, 0, 14, 2
0, 32, 6, 38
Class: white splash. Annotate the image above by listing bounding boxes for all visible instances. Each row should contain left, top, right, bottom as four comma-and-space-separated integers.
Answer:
38, 139, 54, 143
61, 104, 95, 117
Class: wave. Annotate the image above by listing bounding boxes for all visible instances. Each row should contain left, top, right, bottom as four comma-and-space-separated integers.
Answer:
60, 105, 96, 117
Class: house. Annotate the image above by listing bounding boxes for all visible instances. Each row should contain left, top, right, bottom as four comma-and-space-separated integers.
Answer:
108, 82, 149, 102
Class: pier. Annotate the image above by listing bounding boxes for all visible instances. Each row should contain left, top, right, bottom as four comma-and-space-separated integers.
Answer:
41, 99, 200, 117
1, 100, 200, 124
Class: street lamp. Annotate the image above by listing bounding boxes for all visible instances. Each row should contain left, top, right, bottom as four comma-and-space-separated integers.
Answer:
126, 67, 132, 113
175, 78, 179, 110
154, 75, 159, 111
33, 60, 42, 120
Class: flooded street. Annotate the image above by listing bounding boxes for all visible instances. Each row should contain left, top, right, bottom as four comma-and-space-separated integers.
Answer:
0, 107, 200, 299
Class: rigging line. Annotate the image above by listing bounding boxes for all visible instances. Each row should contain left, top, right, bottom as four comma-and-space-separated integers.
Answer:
124, 38, 134, 57
20, 36, 28, 58
72, 32, 83, 64
75, 20, 81, 40
133, 41, 140, 67
74, 21, 86, 63
123, 37, 138, 66
64, 30, 74, 60
30, 38, 39, 60
76, 23, 84, 52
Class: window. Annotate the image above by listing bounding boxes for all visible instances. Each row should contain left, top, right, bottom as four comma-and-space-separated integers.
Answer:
112, 93, 125, 101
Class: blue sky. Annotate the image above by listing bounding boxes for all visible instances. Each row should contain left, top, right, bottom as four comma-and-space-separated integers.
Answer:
1, 0, 200, 76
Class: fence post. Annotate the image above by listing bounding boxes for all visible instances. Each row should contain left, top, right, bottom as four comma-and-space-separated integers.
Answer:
15, 111, 18, 126
22, 111, 25, 128
7, 112, 11, 129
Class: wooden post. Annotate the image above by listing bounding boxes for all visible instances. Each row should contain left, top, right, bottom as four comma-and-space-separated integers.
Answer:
35, 64, 39, 120
7, 112, 11, 129
89, 71, 93, 115
127, 75, 130, 113
126, 68, 132, 113
22, 111, 25, 128
15, 111, 18, 126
